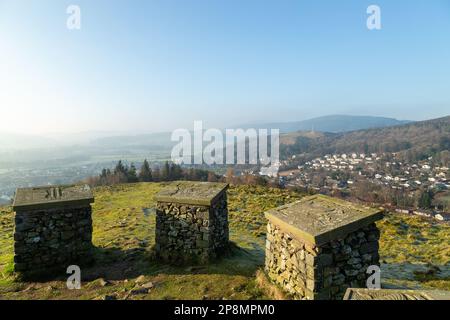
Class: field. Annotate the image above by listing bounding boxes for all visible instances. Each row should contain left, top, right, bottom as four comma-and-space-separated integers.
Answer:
0, 183, 449, 299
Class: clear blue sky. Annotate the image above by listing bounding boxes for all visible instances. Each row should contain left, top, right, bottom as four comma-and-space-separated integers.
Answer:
1, 0, 449, 134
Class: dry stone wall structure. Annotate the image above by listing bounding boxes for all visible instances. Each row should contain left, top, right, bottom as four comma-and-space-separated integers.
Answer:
155, 182, 229, 264
265, 195, 383, 300
13, 185, 94, 277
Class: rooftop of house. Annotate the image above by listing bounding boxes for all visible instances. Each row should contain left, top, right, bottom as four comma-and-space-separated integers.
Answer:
13, 184, 94, 211
155, 181, 229, 206
265, 194, 383, 246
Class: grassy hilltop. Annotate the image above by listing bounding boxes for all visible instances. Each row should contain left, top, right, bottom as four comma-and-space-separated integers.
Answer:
0, 183, 449, 299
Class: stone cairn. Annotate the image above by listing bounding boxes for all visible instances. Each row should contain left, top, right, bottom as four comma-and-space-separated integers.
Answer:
155, 182, 229, 264
13, 185, 94, 277
265, 194, 383, 300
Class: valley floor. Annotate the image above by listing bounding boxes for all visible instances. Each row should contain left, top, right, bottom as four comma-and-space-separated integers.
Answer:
0, 183, 448, 299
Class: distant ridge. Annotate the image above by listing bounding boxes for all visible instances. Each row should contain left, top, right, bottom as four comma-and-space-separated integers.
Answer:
240, 115, 412, 133
0, 133, 60, 151
280, 115, 450, 160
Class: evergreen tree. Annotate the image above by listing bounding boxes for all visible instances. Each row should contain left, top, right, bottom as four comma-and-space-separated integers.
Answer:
127, 163, 139, 183
170, 162, 183, 180
112, 160, 130, 183
153, 167, 161, 182
139, 159, 153, 182
114, 160, 127, 175
188, 168, 195, 180
161, 161, 170, 181
418, 190, 433, 209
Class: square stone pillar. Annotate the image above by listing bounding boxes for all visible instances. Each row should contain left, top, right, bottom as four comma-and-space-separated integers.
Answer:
13, 185, 94, 277
265, 194, 383, 300
155, 182, 229, 264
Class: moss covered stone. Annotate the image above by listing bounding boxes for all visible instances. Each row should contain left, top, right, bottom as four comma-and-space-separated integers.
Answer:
13, 185, 94, 277
265, 195, 384, 300
155, 182, 229, 264
265, 194, 383, 246
155, 181, 228, 206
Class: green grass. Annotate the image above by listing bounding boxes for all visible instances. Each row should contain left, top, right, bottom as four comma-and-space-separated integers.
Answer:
0, 206, 14, 286
0, 182, 448, 299
377, 213, 450, 290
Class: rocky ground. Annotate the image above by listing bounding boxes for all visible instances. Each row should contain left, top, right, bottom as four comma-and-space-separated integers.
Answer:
0, 183, 448, 299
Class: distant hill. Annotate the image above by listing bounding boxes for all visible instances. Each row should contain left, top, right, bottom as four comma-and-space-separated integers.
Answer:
241, 115, 412, 133
0, 115, 411, 151
280, 115, 450, 163
0, 132, 60, 151
90, 132, 173, 148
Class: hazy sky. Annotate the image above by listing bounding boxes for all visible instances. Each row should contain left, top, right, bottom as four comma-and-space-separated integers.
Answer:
1, 0, 449, 135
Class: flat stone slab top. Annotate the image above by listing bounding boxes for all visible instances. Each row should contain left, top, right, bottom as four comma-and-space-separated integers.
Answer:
344, 288, 450, 300
155, 181, 228, 206
13, 184, 94, 211
265, 194, 383, 246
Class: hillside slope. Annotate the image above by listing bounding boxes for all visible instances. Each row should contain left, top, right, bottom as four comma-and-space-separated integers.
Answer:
281, 116, 450, 162
0, 183, 449, 299
241, 115, 412, 134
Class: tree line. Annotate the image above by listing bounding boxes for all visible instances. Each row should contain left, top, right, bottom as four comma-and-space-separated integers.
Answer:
85, 160, 276, 188
85, 160, 217, 186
